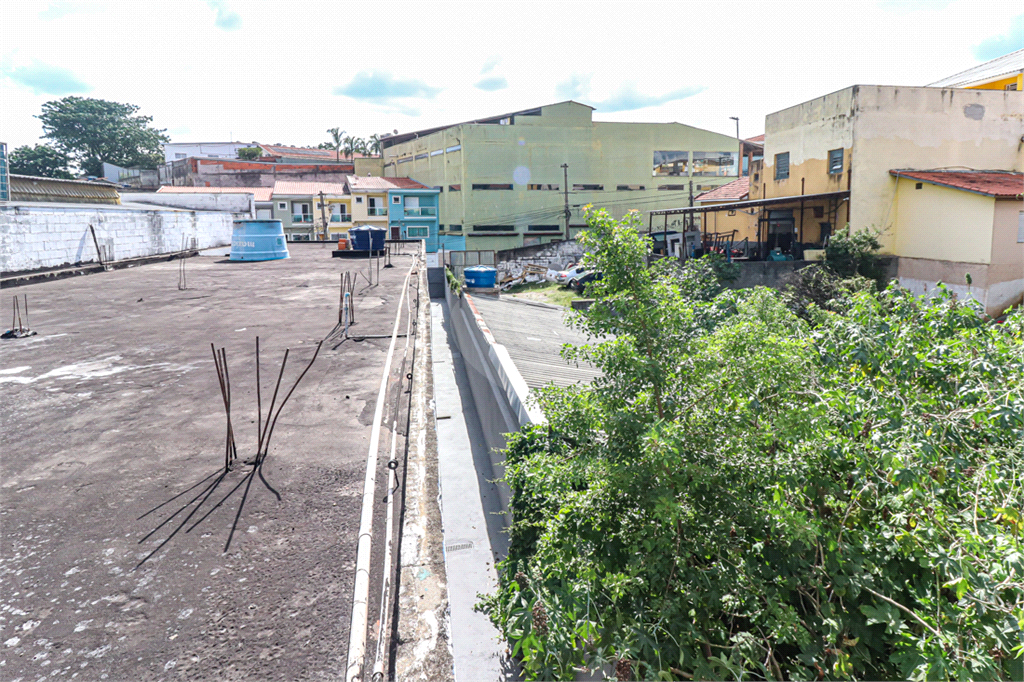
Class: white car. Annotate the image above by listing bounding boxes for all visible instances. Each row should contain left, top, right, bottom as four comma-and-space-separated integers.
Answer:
555, 264, 587, 284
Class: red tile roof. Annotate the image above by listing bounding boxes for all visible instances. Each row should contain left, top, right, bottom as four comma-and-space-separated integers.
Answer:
387, 177, 431, 190
890, 170, 1023, 198
745, 134, 765, 144
272, 181, 350, 196
695, 177, 750, 203
259, 144, 375, 160
156, 185, 273, 201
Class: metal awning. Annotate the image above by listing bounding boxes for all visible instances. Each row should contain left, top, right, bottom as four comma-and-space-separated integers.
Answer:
650, 190, 850, 215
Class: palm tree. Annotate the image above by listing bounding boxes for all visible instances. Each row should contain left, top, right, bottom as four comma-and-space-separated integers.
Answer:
367, 134, 383, 156
343, 135, 363, 161
327, 127, 345, 162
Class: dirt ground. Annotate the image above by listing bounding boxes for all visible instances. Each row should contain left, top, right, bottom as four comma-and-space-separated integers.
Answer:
0, 246, 416, 681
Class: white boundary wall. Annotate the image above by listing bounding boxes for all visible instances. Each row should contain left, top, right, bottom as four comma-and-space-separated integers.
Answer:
1, 202, 234, 274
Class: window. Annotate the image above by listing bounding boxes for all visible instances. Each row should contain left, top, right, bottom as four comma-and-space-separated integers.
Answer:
573, 184, 603, 191
356, 197, 363, 203
828, 148, 844, 174
775, 152, 790, 180
653, 151, 688, 176
408, 226, 429, 238
392, 195, 401, 204
528, 225, 561, 232
448, 184, 461, 191
617, 184, 645, 191
472, 183, 513, 190
448, 224, 463, 233
430, 149, 443, 157
415, 153, 428, 160
916, 182, 923, 190
473, 225, 515, 232
658, 184, 689, 191
754, 173, 759, 182
1018, 211, 1024, 243
445, 144, 461, 153
692, 151, 738, 177
528, 184, 559, 190
278, 202, 287, 210
813, 206, 825, 218
175, 153, 186, 159
398, 157, 413, 164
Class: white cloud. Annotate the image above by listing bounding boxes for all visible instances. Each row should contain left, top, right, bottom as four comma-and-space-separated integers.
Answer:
1, 0, 1019, 152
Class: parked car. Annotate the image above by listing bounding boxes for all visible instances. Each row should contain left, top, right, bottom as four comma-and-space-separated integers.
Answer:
555, 264, 587, 284
569, 271, 603, 295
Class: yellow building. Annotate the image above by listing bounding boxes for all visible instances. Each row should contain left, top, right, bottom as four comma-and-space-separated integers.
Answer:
928, 48, 1023, 92
271, 181, 351, 240
345, 176, 391, 230
888, 170, 1022, 316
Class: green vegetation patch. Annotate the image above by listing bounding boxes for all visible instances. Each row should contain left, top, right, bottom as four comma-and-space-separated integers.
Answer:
480, 209, 1024, 681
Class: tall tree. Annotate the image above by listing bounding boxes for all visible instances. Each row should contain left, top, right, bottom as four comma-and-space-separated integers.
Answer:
9, 144, 74, 179
367, 134, 383, 156
37, 97, 169, 176
327, 127, 345, 162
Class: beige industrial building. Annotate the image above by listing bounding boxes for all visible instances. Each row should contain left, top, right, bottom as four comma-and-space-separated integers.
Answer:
381, 101, 752, 251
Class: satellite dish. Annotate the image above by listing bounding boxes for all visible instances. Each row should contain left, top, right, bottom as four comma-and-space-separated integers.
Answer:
393, 129, 398, 134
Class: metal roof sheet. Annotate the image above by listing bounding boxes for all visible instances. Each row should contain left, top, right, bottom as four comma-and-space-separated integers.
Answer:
467, 294, 603, 390
156, 185, 274, 201
890, 170, 1023, 198
927, 49, 1024, 88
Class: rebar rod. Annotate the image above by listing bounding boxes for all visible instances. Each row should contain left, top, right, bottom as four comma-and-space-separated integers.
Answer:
222, 348, 237, 463
260, 340, 323, 458
256, 337, 263, 456
257, 349, 289, 465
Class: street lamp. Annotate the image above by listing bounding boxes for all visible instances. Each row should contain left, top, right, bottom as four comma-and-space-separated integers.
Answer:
729, 116, 741, 176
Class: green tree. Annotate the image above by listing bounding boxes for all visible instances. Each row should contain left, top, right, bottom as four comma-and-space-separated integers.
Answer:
237, 146, 263, 160
8, 144, 74, 179
37, 96, 169, 176
327, 127, 345, 162
482, 207, 1024, 681
367, 133, 383, 156
342, 135, 366, 160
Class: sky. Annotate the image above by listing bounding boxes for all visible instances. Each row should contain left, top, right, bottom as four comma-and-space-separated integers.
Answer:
2, 0, 1021, 153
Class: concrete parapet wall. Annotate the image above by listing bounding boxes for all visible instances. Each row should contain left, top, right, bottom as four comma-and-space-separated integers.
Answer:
0, 203, 234, 274
443, 284, 543, 513
127, 193, 255, 217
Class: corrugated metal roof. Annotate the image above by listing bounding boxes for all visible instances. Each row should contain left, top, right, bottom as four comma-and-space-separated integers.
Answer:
387, 177, 431, 190
258, 144, 375, 160
468, 294, 602, 390
927, 49, 1024, 87
10, 174, 120, 204
696, 177, 750, 203
890, 170, 1023, 198
272, 181, 350, 196
156, 185, 273, 201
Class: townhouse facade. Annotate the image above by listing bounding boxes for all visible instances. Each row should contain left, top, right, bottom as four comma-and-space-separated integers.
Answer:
381, 101, 746, 251
270, 181, 351, 240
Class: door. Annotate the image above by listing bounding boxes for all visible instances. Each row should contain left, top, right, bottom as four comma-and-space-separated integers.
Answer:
256, 208, 271, 219
390, 225, 400, 240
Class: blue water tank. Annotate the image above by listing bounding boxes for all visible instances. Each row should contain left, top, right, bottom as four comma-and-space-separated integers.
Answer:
349, 225, 387, 251
230, 220, 289, 261
464, 265, 497, 288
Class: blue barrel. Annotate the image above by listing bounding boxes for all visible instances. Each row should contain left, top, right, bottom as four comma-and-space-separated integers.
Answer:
230, 220, 289, 261
464, 265, 497, 288
349, 225, 387, 251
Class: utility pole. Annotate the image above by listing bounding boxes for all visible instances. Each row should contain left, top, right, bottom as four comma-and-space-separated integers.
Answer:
562, 163, 570, 241
730, 116, 741, 177
318, 190, 329, 243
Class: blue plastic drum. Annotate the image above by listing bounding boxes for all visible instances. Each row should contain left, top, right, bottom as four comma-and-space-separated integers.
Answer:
230, 220, 290, 261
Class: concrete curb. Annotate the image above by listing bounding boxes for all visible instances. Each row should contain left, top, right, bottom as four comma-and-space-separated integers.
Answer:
0, 250, 203, 288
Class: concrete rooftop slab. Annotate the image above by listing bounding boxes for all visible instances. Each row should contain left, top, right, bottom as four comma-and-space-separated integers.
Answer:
0, 246, 414, 680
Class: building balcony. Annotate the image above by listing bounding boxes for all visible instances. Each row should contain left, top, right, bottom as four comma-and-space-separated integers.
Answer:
331, 214, 352, 223
403, 206, 437, 217
367, 207, 388, 216
293, 214, 313, 223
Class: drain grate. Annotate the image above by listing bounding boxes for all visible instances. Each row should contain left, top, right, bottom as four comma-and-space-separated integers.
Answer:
445, 541, 474, 553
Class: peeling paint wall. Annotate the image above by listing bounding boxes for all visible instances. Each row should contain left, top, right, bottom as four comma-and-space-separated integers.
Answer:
0, 204, 233, 274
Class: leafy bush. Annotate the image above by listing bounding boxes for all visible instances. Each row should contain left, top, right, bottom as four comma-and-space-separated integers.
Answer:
481, 208, 1024, 681
237, 146, 263, 160
824, 226, 883, 281
446, 266, 462, 296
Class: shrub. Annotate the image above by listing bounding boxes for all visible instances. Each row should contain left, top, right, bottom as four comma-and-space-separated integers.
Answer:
481, 209, 1024, 681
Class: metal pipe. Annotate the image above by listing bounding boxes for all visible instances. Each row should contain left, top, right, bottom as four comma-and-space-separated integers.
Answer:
258, 349, 289, 463
346, 260, 415, 682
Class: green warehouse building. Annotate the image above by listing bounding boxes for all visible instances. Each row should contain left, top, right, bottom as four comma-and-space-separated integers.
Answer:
380, 101, 751, 251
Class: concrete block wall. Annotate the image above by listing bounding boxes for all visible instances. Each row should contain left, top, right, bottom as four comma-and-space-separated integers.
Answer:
0, 203, 234, 274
